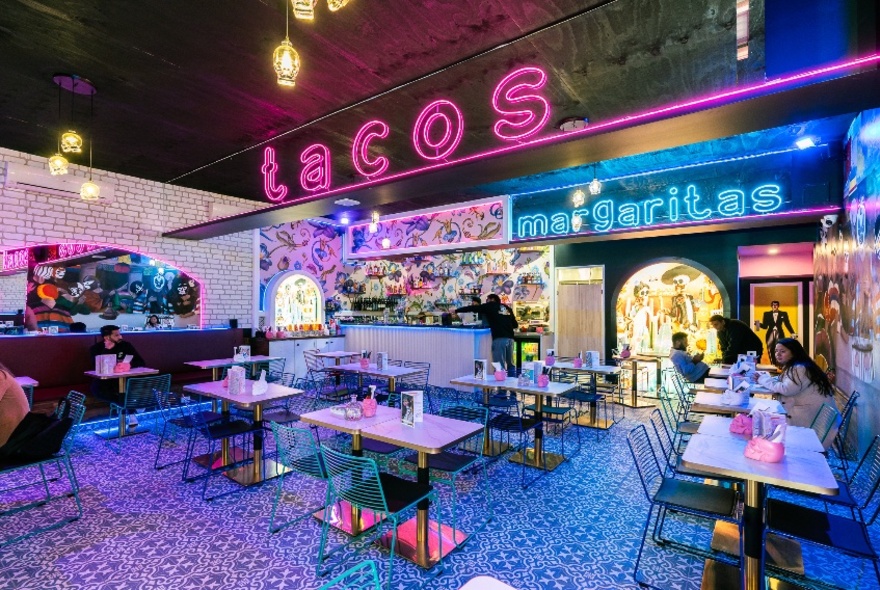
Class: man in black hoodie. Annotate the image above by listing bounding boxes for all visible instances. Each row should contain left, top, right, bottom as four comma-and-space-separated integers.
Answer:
456, 293, 518, 375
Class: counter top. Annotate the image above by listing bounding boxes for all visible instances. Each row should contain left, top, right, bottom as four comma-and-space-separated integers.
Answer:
0, 327, 235, 338
265, 334, 344, 341
339, 323, 490, 331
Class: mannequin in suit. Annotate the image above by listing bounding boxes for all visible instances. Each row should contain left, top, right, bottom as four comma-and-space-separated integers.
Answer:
754, 301, 795, 366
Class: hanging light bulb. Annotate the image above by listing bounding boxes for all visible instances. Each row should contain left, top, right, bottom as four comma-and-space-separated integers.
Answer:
572, 189, 585, 208
60, 130, 83, 153
80, 180, 100, 201
292, 0, 316, 19
274, 3, 301, 87
368, 211, 380, 234
381, 237, 391, 249
571, 214, 583, 232
48, 153, 69, 176
588, 164, 602, 195
327, 0, 351, 11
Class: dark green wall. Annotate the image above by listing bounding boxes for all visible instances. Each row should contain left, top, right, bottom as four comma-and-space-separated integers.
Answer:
554, 224, 817, 358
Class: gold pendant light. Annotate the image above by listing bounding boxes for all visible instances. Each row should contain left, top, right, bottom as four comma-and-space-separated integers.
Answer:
327, 0, 351, 11
48, 153, 69, 176
60, 130, 83, 153
292, 0, 316, 20
588, 164, 602, 195
274, 2, 301, 87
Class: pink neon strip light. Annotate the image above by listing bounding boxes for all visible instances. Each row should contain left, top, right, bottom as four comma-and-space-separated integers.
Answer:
299, 144, 331, 192
352, 120, 390, 179
263, 53, 880, 209
412, 99, 464, 161
261, 147, 288, 202
492, 66, 551, 141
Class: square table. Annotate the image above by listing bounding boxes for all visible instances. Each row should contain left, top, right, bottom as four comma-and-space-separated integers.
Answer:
362, 413, 483, 568
185, 355, 284, 381
450, 375, 577, 471
614, 354, 663, 407
696, 415, 824, 453
327, 362, 422, 394
85, 367, 160, 438
550, 363, 620, 428
14, 376, 38, 408
682, 432, 837, 590
300, 405, 401, 535
183, 379, 304, 486
314, 351, 360, 364
702, 377, 772, 395
690, 391, 783, 416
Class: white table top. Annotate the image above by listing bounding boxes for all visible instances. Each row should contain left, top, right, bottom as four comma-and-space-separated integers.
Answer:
14, 376, 38, 387
696, 415, 825, 453
314, 351, 359, 359
691, 391, 784, 415
449, 375, 577, 397
362, 412, 483, 454
184, 355, 283, 370
299, 404, 400, 435
329, 362, 423, 379
84, 367, 160, 379
703, 377, 770, 394
458, 576, 517, 590
681, 433, 838, 495
710, 365, 778, 377
551, 362, 620, 374
183, 379, 303, 409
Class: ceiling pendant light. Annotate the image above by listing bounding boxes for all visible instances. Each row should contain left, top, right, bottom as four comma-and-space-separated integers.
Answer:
80, 88, 100, 202
571, 214, 583, 232
368, 210, 380, 234
381, 237, 391, 249
48, 153, 69, 176
327, 0, 352, 11
571, 188, 585, 208
274, 2, 301, 87
60, 130, 83, 154
588, 164, 602, 195
292, 0, 316, 20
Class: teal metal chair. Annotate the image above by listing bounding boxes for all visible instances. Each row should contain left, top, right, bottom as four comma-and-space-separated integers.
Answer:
810, 403, 841, 450
105, 373, 171, 452
154, 389, 222, 472
0, 399, 86, 547
401, 402, 493, 542
268, 422, 329, 534
318, 560, 382, 590
318, 445, 443, 589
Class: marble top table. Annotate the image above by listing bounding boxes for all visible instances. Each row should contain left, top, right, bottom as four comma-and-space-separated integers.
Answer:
183, 379, 303, 486
696, 415, 825, 453
548, 363, 620, 429
691, 391, 783, 415
450, 375, 577, 471
327, 362, 423, 392
550, 362, 620, 375
709, 364, 778, 378
185, 355, 283, 380
362, 413, 483, 569
314, 351, 360, 364
682, 432, 837, 590
702, 377, 771, 395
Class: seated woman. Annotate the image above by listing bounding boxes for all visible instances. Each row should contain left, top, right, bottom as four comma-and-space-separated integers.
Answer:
144, 315, 161, 330
756, 338, 836, 436
0, 362, 30, 447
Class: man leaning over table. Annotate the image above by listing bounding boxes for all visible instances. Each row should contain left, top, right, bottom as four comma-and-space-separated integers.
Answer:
456, 293, 518, 376
669, 331, 710, 383
89, 325, 146, 426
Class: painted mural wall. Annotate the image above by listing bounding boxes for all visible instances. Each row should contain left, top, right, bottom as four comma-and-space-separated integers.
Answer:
259, 220, 549, 326
814, 108, 880, 454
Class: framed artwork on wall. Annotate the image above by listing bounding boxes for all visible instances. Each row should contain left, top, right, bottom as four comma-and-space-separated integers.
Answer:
746, 280, 809, 365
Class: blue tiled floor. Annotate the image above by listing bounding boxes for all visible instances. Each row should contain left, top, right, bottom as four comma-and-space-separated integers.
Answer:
0, 403, 874, 589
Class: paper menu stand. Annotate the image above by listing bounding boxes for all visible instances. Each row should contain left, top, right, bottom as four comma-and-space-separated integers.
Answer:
401, 390, 423, 426
519, 363, 535, 385
746, 351, 758, 364
376, 352, 389, 370
233, 346, 250, 363
530, 361, 545, 384
227, 365, 247, 395
96, 354, 116, 375
122, 355, 133, 365
584, 351, 601, 368
474, 359, 489, 380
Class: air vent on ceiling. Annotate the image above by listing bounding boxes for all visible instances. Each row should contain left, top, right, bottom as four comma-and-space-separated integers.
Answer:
3, 163, 116, 202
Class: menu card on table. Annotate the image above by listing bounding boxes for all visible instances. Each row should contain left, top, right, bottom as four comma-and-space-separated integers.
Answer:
474, 359, 489, 380
95, 354, 117, 375
401, 390, 423, 426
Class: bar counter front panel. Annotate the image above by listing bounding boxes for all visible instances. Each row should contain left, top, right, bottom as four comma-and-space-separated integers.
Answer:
0, 328, 245, 402
341, 325, 492, 388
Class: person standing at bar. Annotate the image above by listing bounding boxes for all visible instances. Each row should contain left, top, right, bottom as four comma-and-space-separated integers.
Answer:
456, 293, 517, 375
754, 301, 795, 367
709, 314, 764, 365
469, 296, 488, 327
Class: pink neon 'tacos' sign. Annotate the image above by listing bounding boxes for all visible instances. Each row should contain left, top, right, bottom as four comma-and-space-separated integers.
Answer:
261, 66, 550, 202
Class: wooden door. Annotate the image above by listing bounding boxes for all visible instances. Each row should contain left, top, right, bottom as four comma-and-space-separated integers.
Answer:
557, 283, 604, 358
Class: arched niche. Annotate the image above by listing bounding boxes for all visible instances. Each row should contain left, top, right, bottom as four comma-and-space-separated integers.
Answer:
265, 270, 324, 329
611, 258, 729, 358
9, 243, 203, 332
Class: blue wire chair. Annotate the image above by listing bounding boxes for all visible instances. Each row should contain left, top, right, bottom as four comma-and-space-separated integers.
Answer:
318, 560, 382, 590
268, 422, 330, 534
318, 445, 443, 589
486, 399, 542, 488
0, 399, 86, 547
154, 389, 222, 472
104, 373, 171, 452
810, 403, 841, 450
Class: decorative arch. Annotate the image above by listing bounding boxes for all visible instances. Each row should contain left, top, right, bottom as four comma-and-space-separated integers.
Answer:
265, 270, 324, 329
610, 257, 730, 358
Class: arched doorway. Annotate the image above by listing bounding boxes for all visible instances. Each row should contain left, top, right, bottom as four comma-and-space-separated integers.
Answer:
268, 271, 324, 329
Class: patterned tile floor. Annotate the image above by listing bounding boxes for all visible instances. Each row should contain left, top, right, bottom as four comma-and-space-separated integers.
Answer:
0, 401, 874, 590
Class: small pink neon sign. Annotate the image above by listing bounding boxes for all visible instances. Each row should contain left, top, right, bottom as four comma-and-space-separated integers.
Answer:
412, 100, 464, 161
262, 147, 288, 202
1, 248, 29, 272
352, 120, 390, 178
300, 144, 331, 192
492, 66, 551, 141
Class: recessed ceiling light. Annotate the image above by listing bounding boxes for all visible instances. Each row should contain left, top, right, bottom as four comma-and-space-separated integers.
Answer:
795, 137, 816, 150
334, 197, 360, 207
339, 215, 350, 225
768, 247, 779, 255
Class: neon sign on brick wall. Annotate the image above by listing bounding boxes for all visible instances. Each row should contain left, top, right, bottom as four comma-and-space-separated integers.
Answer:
259, 66, 550, 201
512, 181, 794, 241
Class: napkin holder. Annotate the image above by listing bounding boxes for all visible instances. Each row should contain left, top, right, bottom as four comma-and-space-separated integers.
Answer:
729, 413, 753, 434
227, 365, 247, 395
721, 380, 750, 406
113, 362, 131, 373
96, 354, 117, 375
252, 370, 268, 395
744, 437, 785, 463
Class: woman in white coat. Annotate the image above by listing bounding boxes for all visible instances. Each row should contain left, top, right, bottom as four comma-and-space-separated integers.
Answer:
756, 338, 836, 443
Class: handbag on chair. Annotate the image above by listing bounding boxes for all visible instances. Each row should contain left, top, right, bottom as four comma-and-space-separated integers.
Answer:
0, 399, 74, 461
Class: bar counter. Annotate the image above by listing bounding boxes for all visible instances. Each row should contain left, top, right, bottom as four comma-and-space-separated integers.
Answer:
0, 328, 245, 402
340, 324, 492, 387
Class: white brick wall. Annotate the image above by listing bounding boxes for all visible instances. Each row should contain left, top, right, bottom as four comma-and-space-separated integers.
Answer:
0, 147, 261, 328
0, 273, 26, 312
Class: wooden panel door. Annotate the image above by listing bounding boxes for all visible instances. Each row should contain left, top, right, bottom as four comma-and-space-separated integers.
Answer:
557, 283, 604, 358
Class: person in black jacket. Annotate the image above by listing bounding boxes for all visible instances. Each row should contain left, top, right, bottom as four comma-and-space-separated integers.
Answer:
709, 315, 764, 365
89, 325, 146, 403
456, 294, 518, 375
